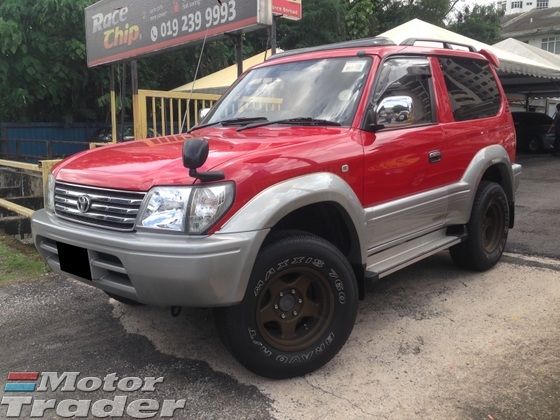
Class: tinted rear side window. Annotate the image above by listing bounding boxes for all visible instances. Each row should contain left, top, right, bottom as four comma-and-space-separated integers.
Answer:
439, 57, 501, 121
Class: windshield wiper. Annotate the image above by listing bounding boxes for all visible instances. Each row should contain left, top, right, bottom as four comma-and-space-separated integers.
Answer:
188, 117, 268, 133
237, 117, 342, 132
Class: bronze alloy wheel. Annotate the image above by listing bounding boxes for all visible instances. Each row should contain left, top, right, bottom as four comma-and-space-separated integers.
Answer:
256, 267, 334, 352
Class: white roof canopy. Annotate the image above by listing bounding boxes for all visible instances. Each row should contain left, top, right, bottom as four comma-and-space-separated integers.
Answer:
379, 19, 560, 97
493, 37, 560, 70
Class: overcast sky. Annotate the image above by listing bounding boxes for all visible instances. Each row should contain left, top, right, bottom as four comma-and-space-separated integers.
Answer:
456, 0, 498, 6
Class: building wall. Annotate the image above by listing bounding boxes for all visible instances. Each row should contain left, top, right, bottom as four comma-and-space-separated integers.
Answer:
502, 31, 560, 58
526, 35, 560, 53
496, 0, 560, 15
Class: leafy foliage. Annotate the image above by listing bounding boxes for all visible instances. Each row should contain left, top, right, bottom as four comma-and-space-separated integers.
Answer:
377, 0, 450, 33
345, 0, 381, 40
447, 4, 504, 45
277, 0, 348, 49
0, 0, 104, 123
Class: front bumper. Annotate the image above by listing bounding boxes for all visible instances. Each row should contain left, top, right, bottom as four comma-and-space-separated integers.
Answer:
31, 209, 269, 307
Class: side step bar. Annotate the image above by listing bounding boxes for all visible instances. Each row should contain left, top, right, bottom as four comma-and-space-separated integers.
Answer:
366, 228, 464, 281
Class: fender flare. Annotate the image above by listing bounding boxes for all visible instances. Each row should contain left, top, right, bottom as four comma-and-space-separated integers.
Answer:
448, 145, 521, 226
462, 144, 518, 201
219, 172, 368, 264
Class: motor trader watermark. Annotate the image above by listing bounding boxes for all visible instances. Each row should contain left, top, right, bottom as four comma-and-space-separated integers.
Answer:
1, 372, 185, 418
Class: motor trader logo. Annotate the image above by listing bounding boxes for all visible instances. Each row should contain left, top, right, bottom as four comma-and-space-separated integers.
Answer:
77, 195, 92, 213
1, 372, 186, 418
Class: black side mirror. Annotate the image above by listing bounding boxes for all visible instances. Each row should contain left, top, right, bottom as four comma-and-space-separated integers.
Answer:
364, 104, 384, 132
183, 138, 225, 182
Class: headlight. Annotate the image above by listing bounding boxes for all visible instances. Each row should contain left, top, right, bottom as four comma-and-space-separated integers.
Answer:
45, 173, 56, 212
136, 183, 235, 234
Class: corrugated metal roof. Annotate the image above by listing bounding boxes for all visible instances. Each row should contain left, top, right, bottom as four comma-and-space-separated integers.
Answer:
501, 7, 560, 38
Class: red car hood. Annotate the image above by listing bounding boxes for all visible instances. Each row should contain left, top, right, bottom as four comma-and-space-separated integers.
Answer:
53, 127, 348, 191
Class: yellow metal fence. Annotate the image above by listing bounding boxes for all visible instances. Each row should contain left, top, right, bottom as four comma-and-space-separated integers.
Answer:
0, 159, 58, 217
134, 90, 221, 139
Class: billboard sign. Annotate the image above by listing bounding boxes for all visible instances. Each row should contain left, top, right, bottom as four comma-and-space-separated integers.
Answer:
272, 0, 301, 20
85, 0, 273, 67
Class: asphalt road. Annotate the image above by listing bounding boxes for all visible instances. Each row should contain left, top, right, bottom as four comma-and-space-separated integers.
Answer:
506, 153, 560, 260
0, 153, 559, 419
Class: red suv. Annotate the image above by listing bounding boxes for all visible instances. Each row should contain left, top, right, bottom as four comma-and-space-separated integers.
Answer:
32, 37, 521, 378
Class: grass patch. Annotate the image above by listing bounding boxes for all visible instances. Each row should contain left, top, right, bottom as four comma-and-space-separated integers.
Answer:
0, 237, 49, 286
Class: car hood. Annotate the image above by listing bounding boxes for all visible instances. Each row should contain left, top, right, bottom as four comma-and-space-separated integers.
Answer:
53, 127, 350, 191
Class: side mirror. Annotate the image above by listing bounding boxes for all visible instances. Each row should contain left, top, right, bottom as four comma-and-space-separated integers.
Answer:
183, 137, 209, 170
183, 138, 225, 182
373, 96, 414, 130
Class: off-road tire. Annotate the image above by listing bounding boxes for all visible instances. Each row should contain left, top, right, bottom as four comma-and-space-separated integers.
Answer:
214, 230, 358, 379
450, 181, 509, 271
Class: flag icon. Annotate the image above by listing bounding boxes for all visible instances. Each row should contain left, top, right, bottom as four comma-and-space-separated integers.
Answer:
4, 372, 39, 392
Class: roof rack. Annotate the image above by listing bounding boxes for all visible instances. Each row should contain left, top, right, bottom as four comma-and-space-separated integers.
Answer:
400, 38, 477, 52
267, 37, 396, 61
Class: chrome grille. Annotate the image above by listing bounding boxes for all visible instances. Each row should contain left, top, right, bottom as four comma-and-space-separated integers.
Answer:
54, 182, 146, 231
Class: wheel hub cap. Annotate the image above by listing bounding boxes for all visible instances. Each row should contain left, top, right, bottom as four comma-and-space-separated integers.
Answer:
278, 293, 296, 312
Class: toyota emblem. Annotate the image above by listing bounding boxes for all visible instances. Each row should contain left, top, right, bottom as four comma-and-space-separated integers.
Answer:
77, 195, 92, 213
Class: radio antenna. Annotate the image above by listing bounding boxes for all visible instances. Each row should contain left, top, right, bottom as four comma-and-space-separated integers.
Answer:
181, 28, 209, 132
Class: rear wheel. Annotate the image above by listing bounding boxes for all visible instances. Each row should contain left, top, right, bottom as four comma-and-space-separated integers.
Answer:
214, 230, 358, 379
450, 181, 509, 271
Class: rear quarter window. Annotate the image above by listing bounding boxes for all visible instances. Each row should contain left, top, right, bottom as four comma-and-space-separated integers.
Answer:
439, 57, 501, 121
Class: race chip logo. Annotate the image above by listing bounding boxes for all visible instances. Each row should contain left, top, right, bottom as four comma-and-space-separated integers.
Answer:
1, 372, 186, 418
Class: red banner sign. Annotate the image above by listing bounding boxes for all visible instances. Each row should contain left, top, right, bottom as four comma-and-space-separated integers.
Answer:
272, 0, 302, 20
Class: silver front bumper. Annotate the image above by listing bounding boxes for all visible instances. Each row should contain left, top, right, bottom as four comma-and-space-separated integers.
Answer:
31, 209, 268, 307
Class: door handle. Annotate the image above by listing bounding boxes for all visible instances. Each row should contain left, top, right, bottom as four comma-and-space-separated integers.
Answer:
428, 150, 442, 163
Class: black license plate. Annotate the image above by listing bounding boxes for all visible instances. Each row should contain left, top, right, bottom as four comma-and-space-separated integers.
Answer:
57, 242, 92, 281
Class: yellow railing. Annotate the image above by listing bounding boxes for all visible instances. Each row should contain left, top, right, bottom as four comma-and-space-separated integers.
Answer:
134, 90, 221, 139
0, 159, 59, 217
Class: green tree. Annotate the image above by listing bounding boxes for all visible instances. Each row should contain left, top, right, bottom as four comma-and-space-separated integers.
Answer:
0, 0, 104, 123
276, 0, 347, 49
376, 0, 451, 33
345, 0, 381, 39
446, 4, 504, 45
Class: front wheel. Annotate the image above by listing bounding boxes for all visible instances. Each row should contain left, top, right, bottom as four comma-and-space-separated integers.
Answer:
450, 181, 509, 271
214, 230, 358, 379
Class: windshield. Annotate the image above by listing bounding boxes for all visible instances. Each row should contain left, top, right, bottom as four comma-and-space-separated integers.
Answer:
202, 57, 372, 127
